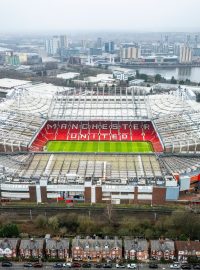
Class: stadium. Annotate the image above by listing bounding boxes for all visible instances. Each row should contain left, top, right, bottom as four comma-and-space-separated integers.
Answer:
0, 78, 200, 205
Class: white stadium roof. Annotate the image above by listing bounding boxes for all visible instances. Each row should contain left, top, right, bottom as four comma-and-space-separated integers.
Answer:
0, 78, 30, 89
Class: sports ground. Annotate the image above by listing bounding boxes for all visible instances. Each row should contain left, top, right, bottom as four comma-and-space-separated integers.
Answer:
45, 141, 153, 153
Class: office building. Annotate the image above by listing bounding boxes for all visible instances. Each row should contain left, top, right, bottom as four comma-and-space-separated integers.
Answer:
120, 44, 141, 60
96, 37, 102, 48
45, 36, 60, 55
104, 41, 115, 53
179, 46, 193, 64
60, 35, 68, 49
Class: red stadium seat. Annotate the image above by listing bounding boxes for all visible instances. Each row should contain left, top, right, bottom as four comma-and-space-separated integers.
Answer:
30, 120, 163, 152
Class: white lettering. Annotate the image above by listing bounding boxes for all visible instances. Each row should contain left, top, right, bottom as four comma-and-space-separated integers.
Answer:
121, 123, 129, 129
111, 123, 118, 129
143, 124, 149, 130
46, 124, 57, 130
132, 124, 139, 130
79, 134, 87, 139
61, 124, 68, 129
71, 124, 79, 130
102, 124, 108, 129
70, 133, 78, 139
121, 134, 128, 140
91, 123, 99, 129
111, 134, 118, 140
81, 124, 89, 129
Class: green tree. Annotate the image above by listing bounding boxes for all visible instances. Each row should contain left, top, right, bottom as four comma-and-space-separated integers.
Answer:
34, 215, 48, 229
136, 70, 140, 79
139, 73, 148, 82
0, 223, 19, 237
48, 216, 59, 233
171, 76, 177, 84
155, 74, 162, 83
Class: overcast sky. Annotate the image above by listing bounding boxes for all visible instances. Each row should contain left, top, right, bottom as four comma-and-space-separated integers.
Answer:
0, 0, 200, 33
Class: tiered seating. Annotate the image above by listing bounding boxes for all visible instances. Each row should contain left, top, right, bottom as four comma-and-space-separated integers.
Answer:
30, 121, 163, 152
15, 153, 164, 182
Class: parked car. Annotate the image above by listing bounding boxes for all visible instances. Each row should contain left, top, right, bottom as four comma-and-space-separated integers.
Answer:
82, 263, 92, 268
23, 262, 33, 267
33, 262, 43, 268
2, 261, 13, 267
181, 265, 191, 270
95, 264, 103, 268
53, 263, 64, 268
103, 263, 112, 268
72, 262, 82, 268
149, 263, 158, 269
193, 265, 200, 269
170, 264, 181, 269
127, 264, 137, 269
63, 262, 72, 268
116, 263, 126, 268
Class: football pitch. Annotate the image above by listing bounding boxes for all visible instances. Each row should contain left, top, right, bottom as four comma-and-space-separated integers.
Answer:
45, 141, 153, 153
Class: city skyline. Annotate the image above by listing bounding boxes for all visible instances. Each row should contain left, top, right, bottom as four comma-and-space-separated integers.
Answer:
0, 0, 200, 34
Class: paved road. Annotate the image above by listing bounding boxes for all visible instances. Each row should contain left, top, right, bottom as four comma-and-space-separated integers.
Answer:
0, 263, 172, 270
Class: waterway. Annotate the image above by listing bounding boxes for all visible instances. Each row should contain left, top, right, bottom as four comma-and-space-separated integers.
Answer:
135, 66, 200, 82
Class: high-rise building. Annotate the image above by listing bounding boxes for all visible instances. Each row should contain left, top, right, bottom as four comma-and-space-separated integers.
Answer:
60, 35, 68, 49
120, 44, 141, 60
179, 45, 193, 63
186, 34, 191, 45
96, 37, 102, 48
45, 36, 60, 55
89, 48, 102, 56
104, 41, 115, 53
194, 35, 198, 48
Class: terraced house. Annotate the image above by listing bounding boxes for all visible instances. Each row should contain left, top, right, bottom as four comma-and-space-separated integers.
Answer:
0, 238, 19, 259
150, 239, 175, 260
45, 238, 69, 259
124, 239, 149, 261
175, 241, 200, 262
72, 236, 122, 262
19, 238, 44, 259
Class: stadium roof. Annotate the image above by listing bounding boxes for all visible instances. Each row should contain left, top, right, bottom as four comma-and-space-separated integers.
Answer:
0, 78, 30, 89
48, 88, 151, 121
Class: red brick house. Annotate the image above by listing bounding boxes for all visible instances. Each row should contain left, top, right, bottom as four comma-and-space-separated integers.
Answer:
0, 238, 19, 259
150, 239, 175, 260
175, 241, 200, 262
124, 239, 149, 261
19, 238, 44, 259
72, 236, 122, 262
45, 238, 69, 259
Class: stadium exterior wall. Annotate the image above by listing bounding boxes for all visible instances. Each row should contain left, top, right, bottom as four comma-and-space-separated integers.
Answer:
0, 183, 179, 205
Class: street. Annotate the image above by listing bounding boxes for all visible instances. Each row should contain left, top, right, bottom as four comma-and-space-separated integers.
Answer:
0, 263, 174, 270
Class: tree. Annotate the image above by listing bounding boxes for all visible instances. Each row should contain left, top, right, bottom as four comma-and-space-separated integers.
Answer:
179, 80, 185, 85
48, 216, 59, 233
139, 73, 148, 82
34, 215, 48, 229
155, 74, 162, 83
57, 213, 79, 234
0, 223, 19, 237
78, 215, 96, 234
170, 76, 177, 84
104, 204, 116, 224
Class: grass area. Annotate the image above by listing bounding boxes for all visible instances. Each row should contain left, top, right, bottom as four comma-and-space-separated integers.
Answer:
45, 141, 153, 153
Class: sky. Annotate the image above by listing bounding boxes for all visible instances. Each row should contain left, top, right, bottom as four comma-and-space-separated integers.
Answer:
0, 0, 200, 33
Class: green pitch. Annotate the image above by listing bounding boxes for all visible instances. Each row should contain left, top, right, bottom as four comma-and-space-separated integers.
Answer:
45, 141, 153, 153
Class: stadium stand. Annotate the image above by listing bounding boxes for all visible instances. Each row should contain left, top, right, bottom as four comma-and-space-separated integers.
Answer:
160, 155, 200, 175
154, 111, 200, 153
3, 153, 164, 184
30, 121, 163, 152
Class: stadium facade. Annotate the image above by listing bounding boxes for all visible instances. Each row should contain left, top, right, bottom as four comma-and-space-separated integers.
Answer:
0, 79, 200, 204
